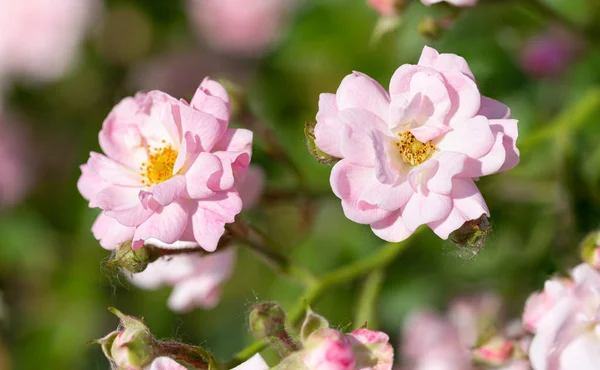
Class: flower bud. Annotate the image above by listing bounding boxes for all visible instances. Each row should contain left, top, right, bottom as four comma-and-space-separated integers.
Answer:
580, 231, 600, 269
249, 302, 286, 340
300, 308, 330, 344
449, 215, 491, 258
473, 336, 514, 366
108, 241, 159, 274
302, 328, 356, 370
304, 121, 339, 166
367, 0, 407, 17
110, 327, 155, 369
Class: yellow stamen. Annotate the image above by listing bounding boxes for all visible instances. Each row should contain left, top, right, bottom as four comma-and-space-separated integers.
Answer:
140, 144, 178, 187
395, 131, 436, 166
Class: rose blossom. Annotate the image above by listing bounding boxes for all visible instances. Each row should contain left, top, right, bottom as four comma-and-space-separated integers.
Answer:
314, 46, 519, 242
78, 78, 253, 251
528, 264, 600, 370
0, 0, 98, 83
420, 0, 477, 6
187, 0, 295, 57
522, 277, 573, 332
0, 115, 33, 208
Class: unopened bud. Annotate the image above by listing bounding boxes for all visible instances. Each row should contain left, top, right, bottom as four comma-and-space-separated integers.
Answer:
473, 336, 514, 366
108, 241, 159, 273
418, 16, 444, 40
580, 231, 600, 269
249, 302, 286, 340
302, 328, 356, 370
367, 0, 408, 17
93, 308, 156, 370
450, 215, 491, 258
304, 121, 339, 166
300, 307, 330, 343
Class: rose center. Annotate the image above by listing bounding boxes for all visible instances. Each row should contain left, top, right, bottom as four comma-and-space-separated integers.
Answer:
140, 142, 178, 187
395, 131, 436, 166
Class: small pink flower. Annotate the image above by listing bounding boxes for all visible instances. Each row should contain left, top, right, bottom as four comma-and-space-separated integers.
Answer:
0, 0, 98, 82
522, 277, 573, 332
420, 0, 477, 6
231, 354, 269, 370
0, 115, 33, 208
131, 247, 235, 312
148, 357, 187, 370
520, 29, 582, 78
187, 0, 295, 57
78, 78, 253, 251
528, 264, 600, 370
302, 328, 356, 370
401, 311, 474, 370
314, 46, 519, 242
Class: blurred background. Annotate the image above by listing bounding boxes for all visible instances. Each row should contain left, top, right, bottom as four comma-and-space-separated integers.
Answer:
1, 0, 600, 368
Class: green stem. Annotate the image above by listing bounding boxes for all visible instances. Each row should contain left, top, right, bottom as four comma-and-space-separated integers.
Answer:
287, 236, 418, 326
354, 270, 385, 330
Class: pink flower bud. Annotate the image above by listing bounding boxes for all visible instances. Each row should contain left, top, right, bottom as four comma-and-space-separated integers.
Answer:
302, 328, 356, 370
349, 329, 394, 370
520, 29, 582, 78
367, 0, 403, 17
473, 336, 514, 366
110, 327, 155, 369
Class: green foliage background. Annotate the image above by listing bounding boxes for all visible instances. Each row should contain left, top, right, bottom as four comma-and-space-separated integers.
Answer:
2, 0, 600, 368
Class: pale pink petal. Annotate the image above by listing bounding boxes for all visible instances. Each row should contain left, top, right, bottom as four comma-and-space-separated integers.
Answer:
417, 45, 475, 80
150, 175, 187, 206
231, 354, 269, 370
316, 93, 339, 122
427, 151, 468, 195
559, 332, 600, 370
336, 72, 390, 121
178, 104, 226, 152
314, 116, 345, 158
184, 152, 225, 198
330, 160, 391, 224
78, 164, 109, 201
403, 191, 452, 231
370, 129, 397, 184
491, 119, 520, 173
168, 276, 223, 312
478, 97, 511, 120
428, 178, 489, 239
91, 213, 135, 250
360, 180, 414, 212
132, 201, 189, 249
149, 357, 188, 370
389, 65, 423, 95
443, 71, 481, 124
371, 210, 415, 242
191, 191, 243, 251
337, 109, 387, 167
190, 84, 230, 124
213, 128, 253, 179
410, 124, 451, 143
87, 152, 143, 186
89, 185, 141, 211
436, 116, 495, 159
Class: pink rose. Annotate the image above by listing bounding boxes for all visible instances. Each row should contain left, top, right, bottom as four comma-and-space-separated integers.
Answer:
528, 264, 600, 370
78, 78, 253, 251
187, 0, 295, 57
0, 115, 33, 208
131, 247, 235, 313
0, 0, 98, 82
420, 0, 477, 6
302, 328, 356, 370
348, 329, 394, 370
314, 46, 519, 242
401, 311, 474, 370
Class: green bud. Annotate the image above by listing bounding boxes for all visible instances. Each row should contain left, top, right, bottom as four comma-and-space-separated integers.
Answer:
450, 215, 491, 258
110, 327, 155, 369
300, 307, 329, 344
107, 241, 159, 273
304, 121, 339, 166
249, 302, 287, 340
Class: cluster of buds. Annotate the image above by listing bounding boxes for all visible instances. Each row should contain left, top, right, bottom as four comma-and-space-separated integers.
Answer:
248, 303, 393, 370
